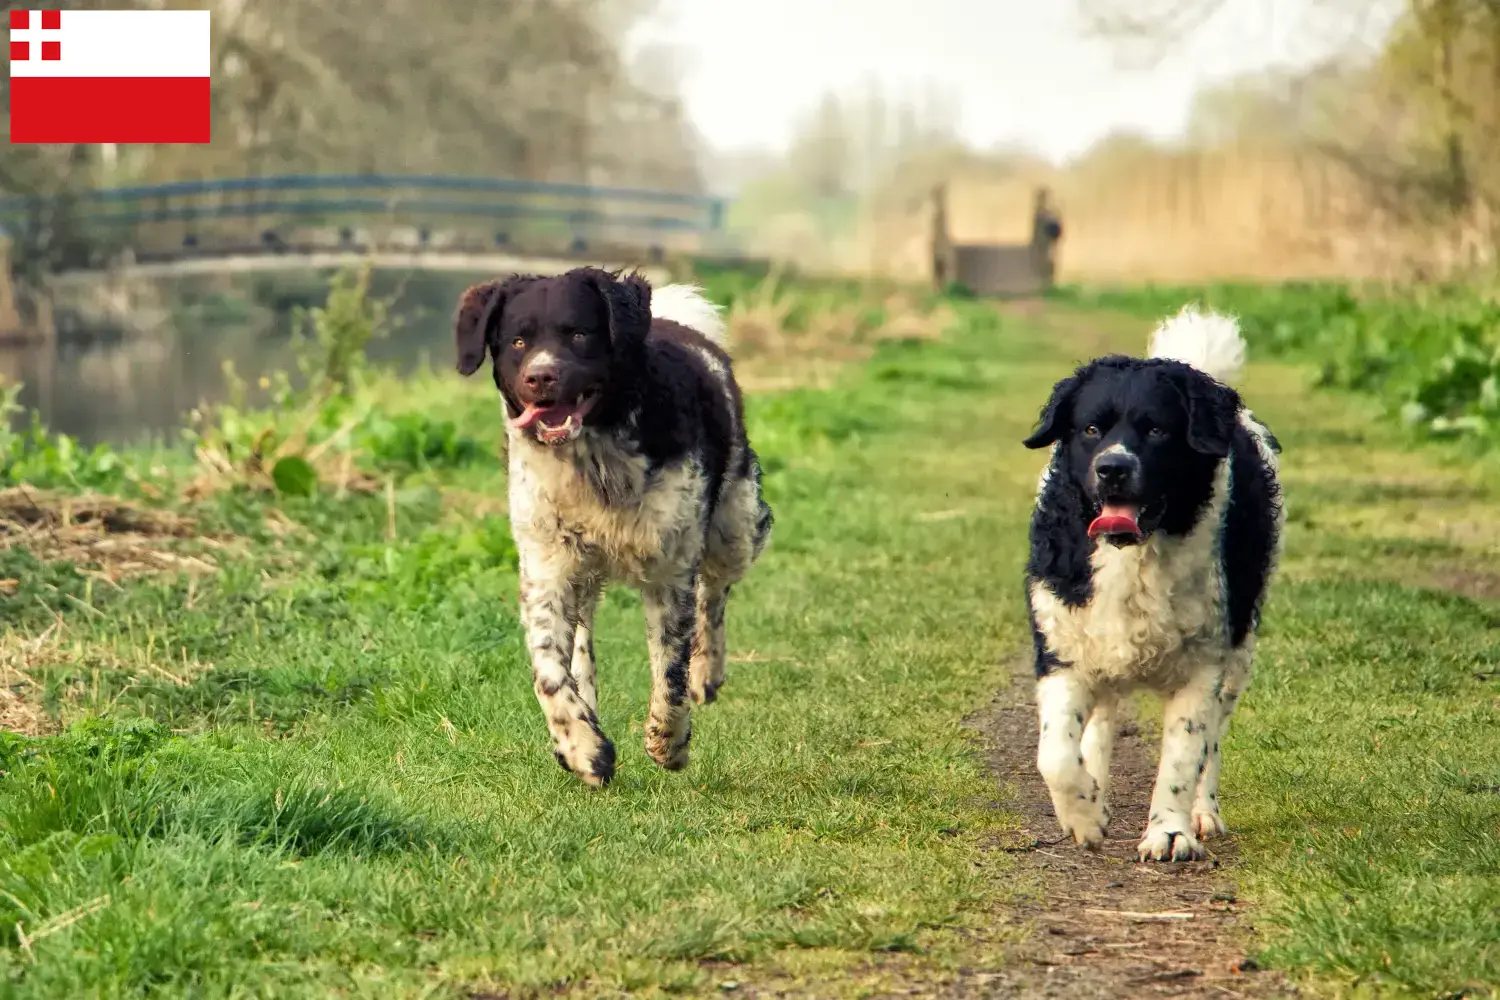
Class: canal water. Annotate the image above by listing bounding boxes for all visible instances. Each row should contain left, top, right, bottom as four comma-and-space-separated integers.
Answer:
3, 269, 486, 446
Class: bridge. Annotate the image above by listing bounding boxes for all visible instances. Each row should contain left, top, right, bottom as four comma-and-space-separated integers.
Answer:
0, 173, 755, 338
0, 172, 743, 280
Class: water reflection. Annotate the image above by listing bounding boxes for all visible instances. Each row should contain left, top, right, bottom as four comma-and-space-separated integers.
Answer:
4, 270, 479, 446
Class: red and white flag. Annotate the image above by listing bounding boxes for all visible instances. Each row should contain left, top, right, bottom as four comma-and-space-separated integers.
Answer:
8, 9, 210, 144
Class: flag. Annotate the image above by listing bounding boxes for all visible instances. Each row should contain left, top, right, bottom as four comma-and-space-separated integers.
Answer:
8, 9, 210, 144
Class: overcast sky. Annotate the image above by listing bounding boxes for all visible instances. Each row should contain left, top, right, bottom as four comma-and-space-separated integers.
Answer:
633, 0, 1401, 164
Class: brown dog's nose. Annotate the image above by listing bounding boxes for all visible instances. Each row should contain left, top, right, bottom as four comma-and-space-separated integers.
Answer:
523, 362, 559, 394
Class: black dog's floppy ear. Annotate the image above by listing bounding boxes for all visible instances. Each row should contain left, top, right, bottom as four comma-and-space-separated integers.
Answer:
1181, 374, 1240, 458
583, 268, 652, 349
1023, 370, 1083, 449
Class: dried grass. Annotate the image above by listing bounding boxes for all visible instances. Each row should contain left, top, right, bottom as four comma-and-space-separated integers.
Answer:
726, 275, 955, 391
0, 604, 218, 737
0, 663, 51, 737
0, 618, 65, 737
846, 143, 1499, 285
0, 487, 229, 583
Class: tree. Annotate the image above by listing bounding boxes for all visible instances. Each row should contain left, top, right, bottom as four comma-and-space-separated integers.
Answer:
1079, 0, 1500, 223
0, 0, 706, 288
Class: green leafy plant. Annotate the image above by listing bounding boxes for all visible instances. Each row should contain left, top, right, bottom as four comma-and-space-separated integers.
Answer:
0, 381, 142, 493
182, 266, 396, 499
357, 412, 488, 473
289, 264, 389, 398
1054, 279, 1500, 445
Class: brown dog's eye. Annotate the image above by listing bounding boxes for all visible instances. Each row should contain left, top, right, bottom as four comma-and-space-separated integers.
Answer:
1082, 425, 1100, 439
511, 337, 525, 350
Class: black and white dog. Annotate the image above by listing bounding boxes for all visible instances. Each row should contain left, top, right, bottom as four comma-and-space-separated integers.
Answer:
454, 267, 772, 787
1022, 307, 1283, 861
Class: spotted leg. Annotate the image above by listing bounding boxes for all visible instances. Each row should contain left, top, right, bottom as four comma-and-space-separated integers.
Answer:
688, 580, 730, 705
642, 573, 698, 771
1080, 690, 1118, 828
1192, 654, 1252, 840
1138, 666, 1221, 861
518, 553, 615, 787
1036, 669, 1108, 848
569, 577, 602, 716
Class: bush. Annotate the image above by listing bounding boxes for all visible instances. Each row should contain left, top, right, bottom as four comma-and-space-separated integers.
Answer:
1054, 279, 1500, 444
0, 383, 139, 493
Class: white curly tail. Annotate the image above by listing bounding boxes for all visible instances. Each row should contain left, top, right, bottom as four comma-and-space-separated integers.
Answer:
1148, 304, 1246, 384
650, 283, 728, 347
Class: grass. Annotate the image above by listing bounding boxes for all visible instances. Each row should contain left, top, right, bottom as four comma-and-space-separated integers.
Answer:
1053, 278, 1500, 448
0, 272, 1499, 995
0, 277, 1037, 997
1214, 354, 1500, 997
1033, 307, 1500, 996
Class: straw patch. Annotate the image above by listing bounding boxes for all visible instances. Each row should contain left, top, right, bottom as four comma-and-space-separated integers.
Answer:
0, 488, 229, 583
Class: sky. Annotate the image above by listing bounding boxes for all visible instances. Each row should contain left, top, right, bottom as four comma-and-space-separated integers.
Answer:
632, 0, 1402, 165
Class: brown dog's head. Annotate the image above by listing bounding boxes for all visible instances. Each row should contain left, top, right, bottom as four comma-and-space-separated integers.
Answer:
455, 268, 651, 446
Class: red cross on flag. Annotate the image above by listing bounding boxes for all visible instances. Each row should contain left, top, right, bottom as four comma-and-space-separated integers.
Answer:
8, 9, 211, 144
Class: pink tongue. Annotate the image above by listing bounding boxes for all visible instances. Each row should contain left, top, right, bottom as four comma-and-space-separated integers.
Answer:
1088, 503, 1143, 539
509, 404, 554, 430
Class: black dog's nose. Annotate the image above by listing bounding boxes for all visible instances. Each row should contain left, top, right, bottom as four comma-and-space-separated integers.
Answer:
1094, 452, 1138, 487
523, 363, 559, 392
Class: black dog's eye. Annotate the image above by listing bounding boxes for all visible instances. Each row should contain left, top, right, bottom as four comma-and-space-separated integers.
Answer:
573, 331, 589, 343
511, 337, 525, 350
1147, 427, 1168, 441
1082, 425, 1100, 439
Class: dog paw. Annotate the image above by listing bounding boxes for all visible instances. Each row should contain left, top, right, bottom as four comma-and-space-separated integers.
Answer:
645, 720, 692, 771
1054, 795, 1109, 849
1137, 825, 1206, 862
690, 678, 722, 705
555, 737, 616, 788
1191, 808, 1227, 840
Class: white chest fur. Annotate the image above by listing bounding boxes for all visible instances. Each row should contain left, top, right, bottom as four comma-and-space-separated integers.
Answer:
507, 428, 706, 587
1031, 463, 1230, 690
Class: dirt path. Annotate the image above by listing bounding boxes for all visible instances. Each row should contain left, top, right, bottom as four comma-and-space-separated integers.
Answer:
730, 665, 1299, 1000
952, 665, 1295, 998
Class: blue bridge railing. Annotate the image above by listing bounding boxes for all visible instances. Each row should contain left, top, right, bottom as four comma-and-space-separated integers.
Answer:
0, 173, 733, 268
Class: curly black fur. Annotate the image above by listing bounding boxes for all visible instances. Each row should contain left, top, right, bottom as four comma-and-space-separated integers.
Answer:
1221, 420, 1283, 647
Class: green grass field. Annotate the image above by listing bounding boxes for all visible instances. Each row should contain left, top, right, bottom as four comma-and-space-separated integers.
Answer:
0, 275, 1498, 997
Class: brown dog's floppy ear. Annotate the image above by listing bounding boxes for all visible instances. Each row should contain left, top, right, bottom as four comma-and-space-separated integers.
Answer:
454, 281, 503, 376
455, 275, 540, 376
583, 268, 652, 350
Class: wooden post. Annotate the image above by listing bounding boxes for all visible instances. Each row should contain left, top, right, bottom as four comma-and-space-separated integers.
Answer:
1030, 186, 1062, 291
0, 235, 20, 338
930, 183, 954, 291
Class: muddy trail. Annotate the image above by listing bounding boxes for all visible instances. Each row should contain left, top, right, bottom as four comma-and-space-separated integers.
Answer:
950, 665, 1295, 998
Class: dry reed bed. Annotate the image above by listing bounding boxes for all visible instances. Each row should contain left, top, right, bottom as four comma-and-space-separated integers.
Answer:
796, 145, 1497, 285
724, 277, 954, 391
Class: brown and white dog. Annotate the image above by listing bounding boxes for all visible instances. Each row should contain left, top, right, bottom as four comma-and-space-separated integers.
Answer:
455, 268, 772, 787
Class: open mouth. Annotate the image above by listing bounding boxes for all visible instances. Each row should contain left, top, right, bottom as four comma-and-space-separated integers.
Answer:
508, 388, 600, 446
1087, 502, 1144, 541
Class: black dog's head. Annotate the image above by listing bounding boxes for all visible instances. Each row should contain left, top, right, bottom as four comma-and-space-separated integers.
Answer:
1023, 356, 1239, 544
454, 268, 651, 446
